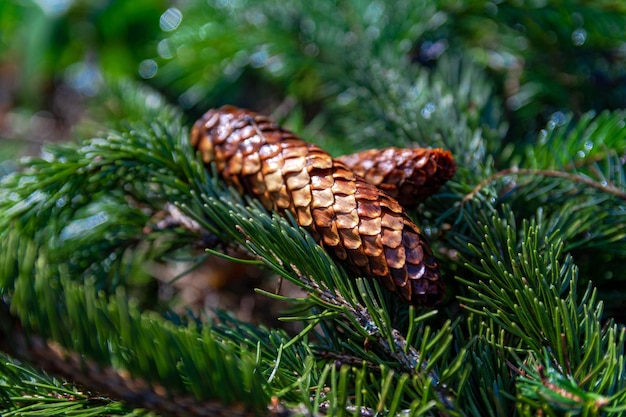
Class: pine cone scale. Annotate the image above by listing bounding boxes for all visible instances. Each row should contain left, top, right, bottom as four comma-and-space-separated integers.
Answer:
357, 217, 381, 236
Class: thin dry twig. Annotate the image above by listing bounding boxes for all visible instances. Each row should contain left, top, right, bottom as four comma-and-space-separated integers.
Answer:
463, 168, 626, 202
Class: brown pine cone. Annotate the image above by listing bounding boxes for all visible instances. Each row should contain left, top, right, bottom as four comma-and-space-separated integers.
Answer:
337, 147, 457, 208
190, 106, 445, 307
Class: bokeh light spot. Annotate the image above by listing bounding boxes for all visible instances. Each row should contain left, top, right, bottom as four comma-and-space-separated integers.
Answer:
160, 7, 183, 32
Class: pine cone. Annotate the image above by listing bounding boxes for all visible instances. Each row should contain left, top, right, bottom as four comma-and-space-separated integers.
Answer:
337, 147, 457, 208
190, 106, 445, 307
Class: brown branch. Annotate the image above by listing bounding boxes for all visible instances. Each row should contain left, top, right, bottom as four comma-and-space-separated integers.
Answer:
463, 168, 626, 203
314, 350, 381, 371
0, 303, 280, 417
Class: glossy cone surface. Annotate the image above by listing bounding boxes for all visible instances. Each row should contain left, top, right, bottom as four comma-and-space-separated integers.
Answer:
337, 147, 457, 208
191, 106, 445, 306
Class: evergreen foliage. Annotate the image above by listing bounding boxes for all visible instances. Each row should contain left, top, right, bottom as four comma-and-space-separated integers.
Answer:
2, 0, 626, 416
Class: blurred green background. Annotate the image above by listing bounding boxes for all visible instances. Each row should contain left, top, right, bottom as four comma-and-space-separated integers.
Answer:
2, 0, 626, 162
0, 0, 165, 161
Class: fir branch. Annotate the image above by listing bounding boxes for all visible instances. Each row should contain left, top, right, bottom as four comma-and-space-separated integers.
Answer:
0, 230, 283, 416
515, 355, 613, 415
454, 111, 626, 257
455, 210, 626, 415
192, 193, 463, 412
297, 274, 456, 410
0, 352, 132, 417
1, 272, 270, 416
0, 107, 464, 414
2, 331, 254, 417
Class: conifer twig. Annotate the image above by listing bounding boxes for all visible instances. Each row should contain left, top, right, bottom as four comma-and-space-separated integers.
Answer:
314, 350, 381, 371
463, 168, 626, 202
299, 275, 457, 411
